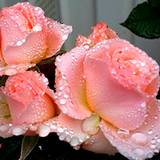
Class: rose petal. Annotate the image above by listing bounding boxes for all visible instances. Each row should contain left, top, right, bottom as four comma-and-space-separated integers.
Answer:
102, 39, 159, 97
44, 18, 72, 58
84, 48, 147, 130
0, 2, 72, 73
0, 6, 30, 50
4, 31, 47, 64
2, 71, 55, 124
4, 94, 55, 124
39, 113, 90, 146
100, 100, 160, 160
55, 47, 91, 119
0, 63, 35, 76
76, 22, 118, 47
83, 130, 117, 154
88, 22, 118, 45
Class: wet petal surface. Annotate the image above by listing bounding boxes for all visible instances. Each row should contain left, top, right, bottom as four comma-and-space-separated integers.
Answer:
55, 47, 91, 119
84, 49, 147, 130
100, 100, 160, 160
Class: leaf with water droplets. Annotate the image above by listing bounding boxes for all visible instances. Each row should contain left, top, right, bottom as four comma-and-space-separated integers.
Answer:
19, 136, 39, 160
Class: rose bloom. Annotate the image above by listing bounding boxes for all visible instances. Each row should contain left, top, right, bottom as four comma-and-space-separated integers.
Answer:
0, 71, 57, 137
0, 2, 72, 76
55, 36, 160, 159
0, 71, 90, 141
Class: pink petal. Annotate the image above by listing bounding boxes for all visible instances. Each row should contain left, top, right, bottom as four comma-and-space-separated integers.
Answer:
103, 39, 159, 97
2, 71, 55, 124
76, 22, 118, 47
0, 2, 72, 74
3, 31, 47, 64
0, 6, 30, 50
76, 35, 92, 47
0, 63, 35, 76
84, 48, 147, 130
44, 18, 72, 58
39, 113, 90, 145
55, 47, 91, 119
88, 22, 118, 44
83, 130, 117, 154
100, 100, 160, 160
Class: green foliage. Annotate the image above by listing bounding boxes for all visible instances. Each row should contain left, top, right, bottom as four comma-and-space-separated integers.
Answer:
19, 136, 39, 160
121, 1, 160, 39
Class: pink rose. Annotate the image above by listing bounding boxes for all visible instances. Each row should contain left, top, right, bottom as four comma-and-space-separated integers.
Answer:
55, 38, 160, 159
0, 71, 56, 137
76, 22, 118, 48
0, 2, 72, 76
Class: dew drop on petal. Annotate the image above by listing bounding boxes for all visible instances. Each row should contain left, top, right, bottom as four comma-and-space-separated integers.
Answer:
38, 124, 50, 137
59, 133, 66, 141
150, 144, 156, 149
32, 24, 42, 32
131, 132, 148, 145
70, 137, 80, 147
12, 127, 25, 136
133, 148, 145, 158
59, 98, 67, 105
148, 129, 153, 135
0, 125, 8, 132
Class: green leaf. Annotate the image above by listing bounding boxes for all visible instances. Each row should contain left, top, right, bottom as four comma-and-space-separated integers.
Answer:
19, 136, 39, 160
148, 0, 160, 8
121, 2, 160, 39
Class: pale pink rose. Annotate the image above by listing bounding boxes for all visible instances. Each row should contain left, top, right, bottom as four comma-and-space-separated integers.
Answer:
0, 71, 56, 137
76, 22, 118, 48
55, 38, 160, 159
0, 2, 72, 76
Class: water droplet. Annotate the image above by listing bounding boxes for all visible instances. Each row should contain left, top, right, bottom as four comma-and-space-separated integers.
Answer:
62, 35, 68, 41
64, 94, 69, 98
38, 125, 50, 137
131, 133, 147, 145
66, 135, 71, 142
70, 137, 80, 147
154, 116, 158, 120
151, 139, 156, 144
59, 86, 64, 91
148, 130, 153, 135
12, 127, 25, 136
57, 127, 64, 133
59, 133, 66, 140
0, 125, 8, 132
133, 148, 144, 158
58, 92, 62, 96
150, 144, 156, 149
141, 102, 146, 107
56, 56, 62, 62
32, 24, 42, 32
157, 139, 160, 143
59, 99, 67, 105
16, 39, 25, 46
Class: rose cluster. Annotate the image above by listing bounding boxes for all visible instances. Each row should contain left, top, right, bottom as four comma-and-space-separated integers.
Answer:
0, 3, 159, 160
